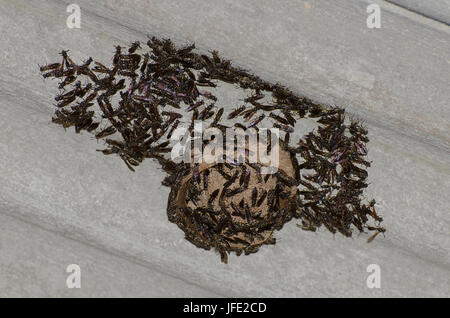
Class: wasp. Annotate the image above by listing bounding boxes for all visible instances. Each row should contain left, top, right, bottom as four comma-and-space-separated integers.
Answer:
266, 189, 276, 208
128, 41, 141, 54
225, 187, 244, 197
79, 56, 93, 69
208, 189, 220, 204
212, 107, 224, 126
282, 110, 296, 126
256, 190, 268, 207
242, 107, 258, 122
95, 125, 116, 139
166, 119, 180, 139
243, 168, 250, 189
139, 53, 150, 74
223, 170, 239, 189
238, 169, 246, 186
217, 166, 232, 180
92, 61, 111, 74
227, 236, 251, 247
112, 45, 122, 66
244, 91, 264, 104
58, 75, 77, 89
198, 103, 215, 120
198, 90, 217, 101
230, 202, 243, 217
273, 123, 294, 133
39, 62, 61, 72
56, 95, 76, 107
120, 155, 136, 172
254, 103, 280, 112
251, 187, 258, 207
269, 113, 289, 125
203, 169, 210, 190
308, 105, 324, 118
366, 226, 386, 243
248, 114, 265, 128
228, 105, 246, 119
234, 123, 247, 131
197, 77, 217, 87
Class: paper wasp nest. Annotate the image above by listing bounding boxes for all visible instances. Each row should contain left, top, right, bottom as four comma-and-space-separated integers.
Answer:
167, 139, 299, 263
40, 37, 385, 264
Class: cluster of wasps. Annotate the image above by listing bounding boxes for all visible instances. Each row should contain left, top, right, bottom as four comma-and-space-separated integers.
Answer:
41, 36, 384, 263
167, 158, 299, 263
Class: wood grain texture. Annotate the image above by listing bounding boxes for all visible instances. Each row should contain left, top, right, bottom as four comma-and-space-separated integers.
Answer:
0, 0, 449, 297
387, 0, 450, 25
0, 213, 222, 297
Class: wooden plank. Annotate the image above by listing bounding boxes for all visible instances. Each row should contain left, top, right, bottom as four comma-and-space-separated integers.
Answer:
0, 0, 449, 296
387, 0, 450, 25
0, 213, 220, 297
51, 0, 450, 146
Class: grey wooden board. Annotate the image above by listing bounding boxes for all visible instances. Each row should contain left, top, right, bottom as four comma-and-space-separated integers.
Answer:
387, 0, 450, 25
0, 213, 221, 297
0, 0, 449, 297
54, 0, 450, 148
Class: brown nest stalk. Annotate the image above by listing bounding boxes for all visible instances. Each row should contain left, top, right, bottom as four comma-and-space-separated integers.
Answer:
40, 37, 385, 263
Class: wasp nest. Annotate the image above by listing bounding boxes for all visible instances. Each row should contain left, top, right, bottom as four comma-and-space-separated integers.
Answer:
40, 37, 385, 264
167, 139, 298, 263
